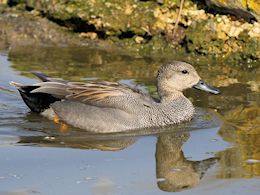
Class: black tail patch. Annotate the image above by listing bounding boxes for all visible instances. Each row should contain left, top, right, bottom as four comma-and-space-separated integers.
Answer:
18, 88, 60, 113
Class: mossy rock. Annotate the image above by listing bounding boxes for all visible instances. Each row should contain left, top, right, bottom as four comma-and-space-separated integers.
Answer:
186, 19, 260, 61
25, 0, 161, 36
3, 0, 260, 63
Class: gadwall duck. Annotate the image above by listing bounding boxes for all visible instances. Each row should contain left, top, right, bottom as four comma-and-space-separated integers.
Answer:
10, 61, 219, 133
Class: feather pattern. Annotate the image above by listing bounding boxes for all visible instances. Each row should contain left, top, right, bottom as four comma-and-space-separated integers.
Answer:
66, 82, 129, 103
27, 79, 150, 107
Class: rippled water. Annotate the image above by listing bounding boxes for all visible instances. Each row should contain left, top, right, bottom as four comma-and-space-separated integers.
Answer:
0, 46, 259, 195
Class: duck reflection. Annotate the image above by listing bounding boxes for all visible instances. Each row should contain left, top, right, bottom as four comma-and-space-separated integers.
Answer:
18, 135, 136, 151
18, 129, 218, 192
156, 133, 217, 192
17, 112, 137, 151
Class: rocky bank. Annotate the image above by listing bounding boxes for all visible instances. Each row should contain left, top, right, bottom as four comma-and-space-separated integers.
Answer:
0, 0, 259, 63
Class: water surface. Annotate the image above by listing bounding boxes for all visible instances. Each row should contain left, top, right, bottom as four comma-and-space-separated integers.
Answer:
0, 46, 259, 195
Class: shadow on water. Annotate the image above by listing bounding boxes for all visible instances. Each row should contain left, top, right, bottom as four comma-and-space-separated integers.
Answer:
0, 46, 259, 194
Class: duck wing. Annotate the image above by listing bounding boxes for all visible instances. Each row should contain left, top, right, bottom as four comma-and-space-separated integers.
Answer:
29, 80, 154, 109
31, 72, 151, 104
66, 81, 147, 103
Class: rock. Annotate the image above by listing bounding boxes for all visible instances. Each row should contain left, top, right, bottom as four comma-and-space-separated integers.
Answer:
1, 0, 259, 62
206, 0, 260, 21
0, 0, 7, 4
186, 14, 260, 60
79, 32, 97, 40
0, 6, 119, 51
134, 36, 144, 44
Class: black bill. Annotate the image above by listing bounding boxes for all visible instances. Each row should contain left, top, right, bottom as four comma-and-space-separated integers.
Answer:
193, 80, 220, 95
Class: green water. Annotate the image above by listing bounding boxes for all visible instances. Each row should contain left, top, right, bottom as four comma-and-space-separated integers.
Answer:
0, 46, 259, 195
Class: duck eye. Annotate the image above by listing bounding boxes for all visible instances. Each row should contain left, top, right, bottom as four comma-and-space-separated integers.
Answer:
181, 70, 188, 74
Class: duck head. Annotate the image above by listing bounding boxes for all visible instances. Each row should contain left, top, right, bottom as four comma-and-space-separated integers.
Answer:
157, 61, 220, 99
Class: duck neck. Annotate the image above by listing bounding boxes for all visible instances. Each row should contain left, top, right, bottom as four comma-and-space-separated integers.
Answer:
158, 88, 195, 123
158, 86, 185, 103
